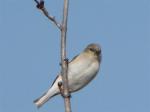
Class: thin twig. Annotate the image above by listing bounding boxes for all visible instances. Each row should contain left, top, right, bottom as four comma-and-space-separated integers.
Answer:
61, 0, 71, 111
33, 0, 72, 111
34, 0, 62, 30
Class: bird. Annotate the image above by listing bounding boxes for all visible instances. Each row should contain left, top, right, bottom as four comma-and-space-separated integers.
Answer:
34, 43, 102, 108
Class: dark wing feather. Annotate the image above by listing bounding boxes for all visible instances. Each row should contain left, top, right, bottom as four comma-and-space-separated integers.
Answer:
51, 75, 59, 87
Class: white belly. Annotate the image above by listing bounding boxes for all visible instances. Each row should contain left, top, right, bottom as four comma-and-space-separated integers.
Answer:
67, 57, 99, 92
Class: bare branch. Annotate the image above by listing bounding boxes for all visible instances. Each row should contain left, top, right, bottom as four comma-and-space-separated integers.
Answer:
34, 0, 62, 30
61, 59, 71, 112
33, 0, 72, 111
60, 0, 71, 111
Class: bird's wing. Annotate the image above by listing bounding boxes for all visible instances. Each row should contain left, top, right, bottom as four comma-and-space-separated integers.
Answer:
51, 75, 59, 87
50, 54, 79, 88
49, 54, 79, 87
69, 54, 79, 63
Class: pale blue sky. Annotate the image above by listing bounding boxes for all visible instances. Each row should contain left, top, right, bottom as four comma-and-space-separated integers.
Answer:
0, 0, 150, 112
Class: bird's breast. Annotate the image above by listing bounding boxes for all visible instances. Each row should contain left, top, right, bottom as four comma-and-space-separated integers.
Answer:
67, 55, 100, 92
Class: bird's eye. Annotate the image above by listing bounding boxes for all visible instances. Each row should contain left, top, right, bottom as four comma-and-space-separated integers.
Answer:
89, 48, 94, 52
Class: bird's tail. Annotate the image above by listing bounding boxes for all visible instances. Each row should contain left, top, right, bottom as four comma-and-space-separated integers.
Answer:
34, 85, 59, 108
34, 92, 51, 108
34, 75, 62, 108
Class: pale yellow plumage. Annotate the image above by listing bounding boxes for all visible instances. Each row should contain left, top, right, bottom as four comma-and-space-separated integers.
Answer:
34, 43, 102, 108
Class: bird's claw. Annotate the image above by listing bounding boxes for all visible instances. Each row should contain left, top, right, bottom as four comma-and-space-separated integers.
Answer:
57, 81, 71, 98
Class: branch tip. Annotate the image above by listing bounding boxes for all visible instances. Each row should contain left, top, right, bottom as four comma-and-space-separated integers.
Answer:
35, 0, 44, 9
33, 0, 62, 30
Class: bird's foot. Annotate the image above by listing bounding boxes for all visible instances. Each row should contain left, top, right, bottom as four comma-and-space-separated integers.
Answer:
57, 81, 71, 98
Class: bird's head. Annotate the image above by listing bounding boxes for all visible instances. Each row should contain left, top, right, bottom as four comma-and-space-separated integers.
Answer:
84, 43, 102, 62
84, 43, 101, 56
